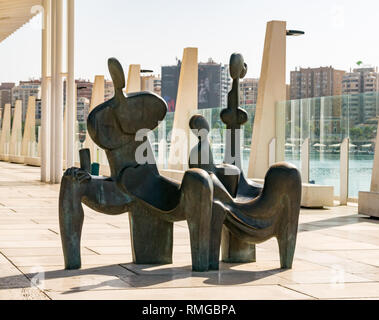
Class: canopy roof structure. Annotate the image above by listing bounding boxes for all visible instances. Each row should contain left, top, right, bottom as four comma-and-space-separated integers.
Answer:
0, 0, 41, 43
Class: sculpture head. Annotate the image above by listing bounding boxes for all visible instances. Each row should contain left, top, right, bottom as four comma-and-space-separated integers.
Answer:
87, 57, 167, 150
189, 114, 210, 142
221, 52, 248, 127
229, 53, 247, 80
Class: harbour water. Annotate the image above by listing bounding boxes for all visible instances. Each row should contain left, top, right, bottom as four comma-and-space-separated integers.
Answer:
240, 151, 374, 198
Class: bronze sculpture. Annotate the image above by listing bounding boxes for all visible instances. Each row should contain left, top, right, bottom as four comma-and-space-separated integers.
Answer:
59, 55, 302, 272
60, 57, 218, 271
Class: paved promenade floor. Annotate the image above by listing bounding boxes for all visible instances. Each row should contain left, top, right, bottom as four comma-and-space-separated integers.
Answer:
0, 161, 378, 300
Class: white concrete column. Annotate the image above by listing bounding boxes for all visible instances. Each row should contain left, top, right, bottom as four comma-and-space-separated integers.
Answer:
320, 97, 325, 160
157, 119, 167, 170
248, 21, 287, 179
84, 75, 104, 162
41, 0, 51, 182
269, 138, 276, 167
21, 96, 36, 157
301, 138, 310, 183
168, 47, 198, 171
290, 100, 296, 154
66, 0, 75, 168
370, 127, 379, 192
54, 0, 64, 183
9, 100, 22, 158
340, 137, 349, 205
126, 65, 141, 93
49, 0, 56, 182
0, 104, 11, 160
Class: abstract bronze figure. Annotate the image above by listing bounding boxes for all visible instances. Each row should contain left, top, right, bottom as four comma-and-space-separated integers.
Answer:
60, 57, 215, 271
59, 54, 301, 272
188, 53, 302, 268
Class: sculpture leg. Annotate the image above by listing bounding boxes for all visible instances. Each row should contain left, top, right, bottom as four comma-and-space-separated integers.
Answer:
277, 197, 300, 269
59, 173, 86, 270
181, 170, 213, 272
277, 225, 297, 269
129, 203, 173, 264
59, 169, 133, 270
267, 164, 301, 269
221, 227, 256, 263
208, 202, 226, 270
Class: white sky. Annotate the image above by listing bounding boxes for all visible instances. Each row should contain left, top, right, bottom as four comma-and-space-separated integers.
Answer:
1, 0, 379, 83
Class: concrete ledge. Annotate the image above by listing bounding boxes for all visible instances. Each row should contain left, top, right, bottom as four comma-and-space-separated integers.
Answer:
358, 191, 379, 218
301, 183, 334, 208
8, 155, 25, 164
251, 179, 334, 208
0, 154, 9, 161
161, 169, 334, 208
160, 169, 184, 182
24, 156, 41, 167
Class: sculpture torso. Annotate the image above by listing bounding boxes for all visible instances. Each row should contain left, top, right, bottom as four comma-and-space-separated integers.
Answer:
86, 58, 167, 177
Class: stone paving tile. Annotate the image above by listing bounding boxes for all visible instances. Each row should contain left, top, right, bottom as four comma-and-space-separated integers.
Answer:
0, 288, 49, 300
276, 269, 374, 284
282, 282, 379, 299
46, 284, 313, 300
0, 162, 378, 300
10, 254, 135, 268
0, 247, 95, 257
120, 271, 295, 289
33, 274, 133, 293
20, 264, 136, 279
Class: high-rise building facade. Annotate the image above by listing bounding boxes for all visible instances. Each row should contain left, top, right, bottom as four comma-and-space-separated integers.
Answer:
75, 79, 93, 101
290, 67, 346, 140
161, 58, 230, 112
342, 66, 379, 124
161, 62, 181, 112
76, 97, 90, 122
12, 80, 41, 121
239, 78, 259, 106
104, 80, 114, 101
290, 66, 345, 99
0, 82, 15, 111
141, 75, 161, 96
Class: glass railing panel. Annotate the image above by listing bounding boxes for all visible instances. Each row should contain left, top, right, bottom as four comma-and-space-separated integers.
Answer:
241, 105, 255, 174
152, 111, 174, 169
189, 105, 256, 175
347, 92, 378, 198
309, 95, 344, 195
284, 99, 301, 169
278, 91, 379, 199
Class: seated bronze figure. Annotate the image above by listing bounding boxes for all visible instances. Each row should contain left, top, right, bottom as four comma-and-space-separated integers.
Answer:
189, 53, 302, 268
59, 55, 301, 272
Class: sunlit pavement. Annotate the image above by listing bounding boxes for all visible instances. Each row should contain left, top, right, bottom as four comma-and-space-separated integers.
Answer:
0, 161, 379, 300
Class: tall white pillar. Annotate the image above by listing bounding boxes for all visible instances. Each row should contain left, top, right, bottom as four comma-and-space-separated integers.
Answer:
301, 138, 310, 183
168, 47, 198, 171
54, 0, 64, 183
49, 0, 56, 182
340, 137, 349, 205
248, 21, 287, 179
66, 0, 75, 168
41, 0, 51, 182
126, 65, 141, 93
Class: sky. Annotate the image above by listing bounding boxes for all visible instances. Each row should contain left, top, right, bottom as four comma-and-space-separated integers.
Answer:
1, 0, 379, 84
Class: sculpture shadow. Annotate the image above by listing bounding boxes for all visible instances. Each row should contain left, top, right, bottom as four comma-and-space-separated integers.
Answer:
298, 214, 374, 233
0, 263, 285, 295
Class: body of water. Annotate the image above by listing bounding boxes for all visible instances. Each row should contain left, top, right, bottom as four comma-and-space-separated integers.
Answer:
159, 146, 374, 199
240, 151, 374, 198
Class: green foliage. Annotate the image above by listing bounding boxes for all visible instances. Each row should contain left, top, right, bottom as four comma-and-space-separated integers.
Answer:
349, 126, 376, 142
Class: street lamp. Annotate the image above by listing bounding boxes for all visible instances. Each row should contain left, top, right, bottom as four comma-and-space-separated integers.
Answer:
140, 69, 153, 73
286, 30, 305, 36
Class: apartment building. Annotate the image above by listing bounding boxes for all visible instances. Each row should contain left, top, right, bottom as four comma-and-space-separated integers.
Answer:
240, 78, 259, 106
342, 66, 379, 124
